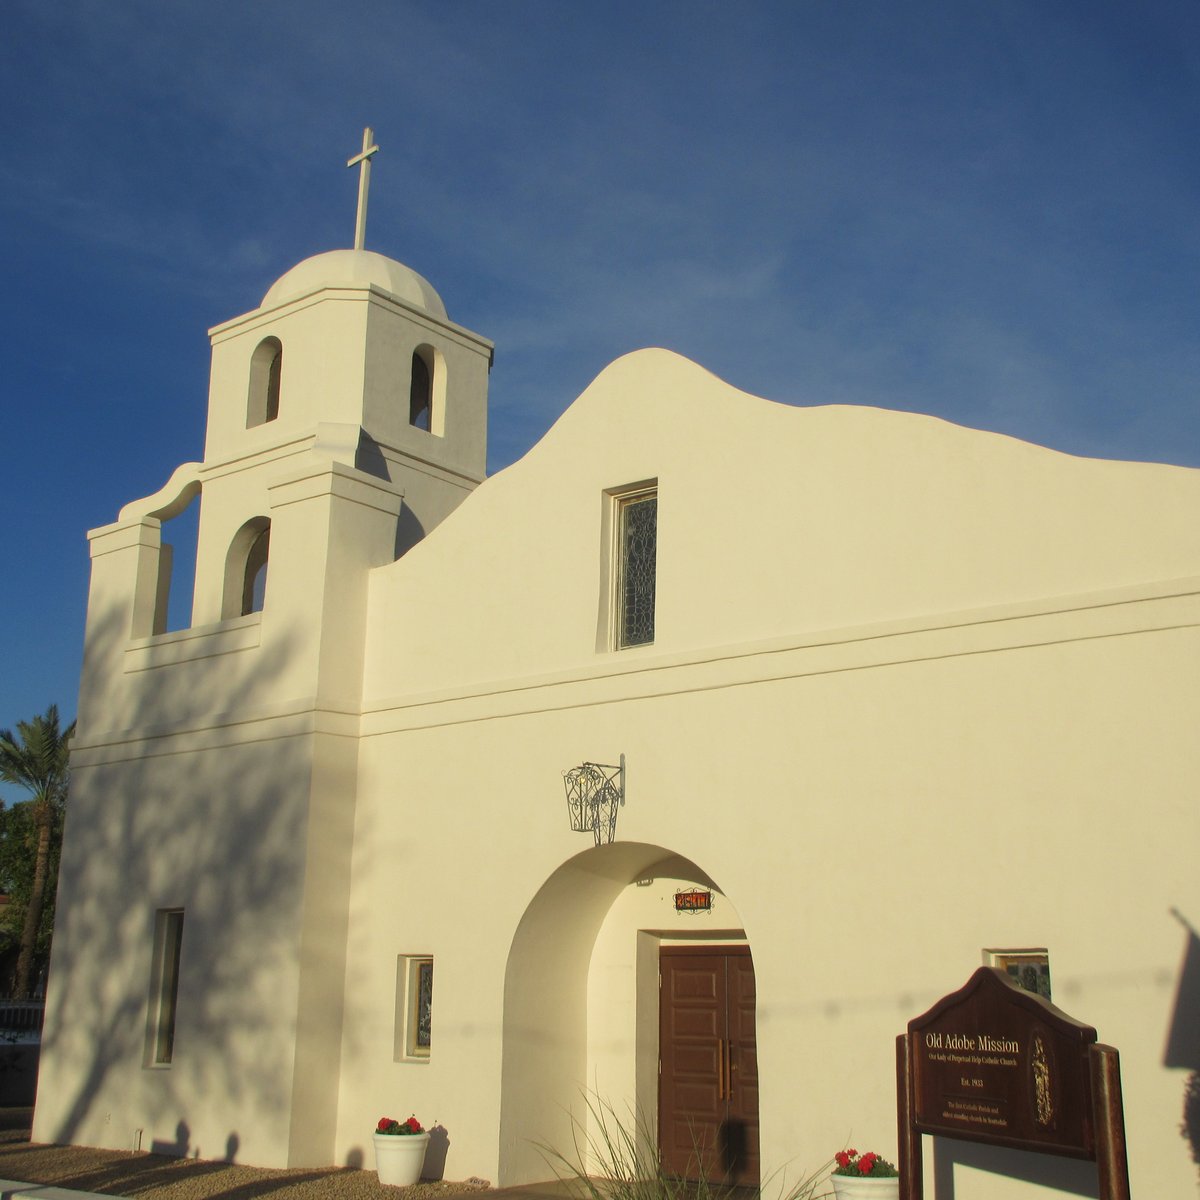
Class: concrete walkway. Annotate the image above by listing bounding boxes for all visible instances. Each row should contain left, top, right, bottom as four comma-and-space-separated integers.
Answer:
0, 1108, 588, 1200
0, 1180, 583, 1200
0, 1181, 115, 1200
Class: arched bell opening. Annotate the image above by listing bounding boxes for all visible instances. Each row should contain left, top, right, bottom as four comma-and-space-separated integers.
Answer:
409, 345, 447, 436
247, 337, 283, 428
125, 473, 202, 638
221, 517, 271, 619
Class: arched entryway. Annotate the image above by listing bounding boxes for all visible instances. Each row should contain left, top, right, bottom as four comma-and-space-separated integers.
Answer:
498, 842, 758, 1187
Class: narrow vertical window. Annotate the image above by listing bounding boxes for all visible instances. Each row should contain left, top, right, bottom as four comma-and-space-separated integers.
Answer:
147, 909, 184, 1065
411, 958, 433, 1055
264, 346, 281, 422
616, 490, 657, 648
394, 955, 433, 1061
409, 349, 432, 430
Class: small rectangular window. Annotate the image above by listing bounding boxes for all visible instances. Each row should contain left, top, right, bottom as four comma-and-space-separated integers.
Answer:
984, 947, 1051, 1000
394, 955, 433, 1061
146, 909, 184, 1066
615, 489, 657, 648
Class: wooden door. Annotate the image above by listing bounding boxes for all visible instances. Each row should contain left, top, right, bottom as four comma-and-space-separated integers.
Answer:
659, 946, 759, 1185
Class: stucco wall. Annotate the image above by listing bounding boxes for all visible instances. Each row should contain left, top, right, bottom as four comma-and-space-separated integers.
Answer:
341, 595, 1197, 1195
42, 338, 1199, 1199
344, 357, 1198, 1194
362, 349, 1199, 701
34, 739, 318, 1165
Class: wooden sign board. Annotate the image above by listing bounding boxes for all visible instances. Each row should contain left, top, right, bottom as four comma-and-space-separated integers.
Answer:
897, 967, 1130, 1200
910, 965, 1096, 1156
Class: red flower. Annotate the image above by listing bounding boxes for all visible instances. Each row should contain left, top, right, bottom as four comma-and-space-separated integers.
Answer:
835, 1152, 851, 1168
377, 1118, 392, 1132
859, 1153, 877, 1175
405, 1117, 422, 1132
846, 1149, 857, 1158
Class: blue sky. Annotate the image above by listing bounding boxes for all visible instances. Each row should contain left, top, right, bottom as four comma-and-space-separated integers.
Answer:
1, 0, 1198, 778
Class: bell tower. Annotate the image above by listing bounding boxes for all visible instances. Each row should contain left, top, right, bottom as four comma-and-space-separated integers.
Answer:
78, 127, 494, 717
60, 130, 495, 1169
195, 241, 493, 614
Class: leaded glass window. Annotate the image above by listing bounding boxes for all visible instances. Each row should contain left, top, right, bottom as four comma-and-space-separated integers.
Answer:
412, 959, 433, 1051
617, 491, 657, 648
395, 955, 433, 1060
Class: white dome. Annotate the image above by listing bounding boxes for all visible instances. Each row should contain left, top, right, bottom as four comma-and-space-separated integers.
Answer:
261, 249, 447, 318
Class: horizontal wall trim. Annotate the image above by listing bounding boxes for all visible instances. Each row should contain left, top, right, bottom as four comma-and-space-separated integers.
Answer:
359, 586, 1198, 737
124, 614, 262, 673
70, 701, 361, 767
76, 576, 1195, 760
209, 285, 494, 357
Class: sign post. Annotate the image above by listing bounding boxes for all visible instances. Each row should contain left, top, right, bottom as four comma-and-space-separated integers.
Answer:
896, 967, 1129, 1199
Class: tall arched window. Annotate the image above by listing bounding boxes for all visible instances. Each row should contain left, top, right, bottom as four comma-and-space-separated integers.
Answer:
409, 348, 432, 430
247, 337, 283, 427
222, 517, 271, 619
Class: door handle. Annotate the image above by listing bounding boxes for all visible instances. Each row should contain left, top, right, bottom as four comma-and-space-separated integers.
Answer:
727, 1041, 734, 1102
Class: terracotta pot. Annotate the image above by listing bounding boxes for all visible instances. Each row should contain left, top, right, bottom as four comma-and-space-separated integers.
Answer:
374, 1131, 430, 1186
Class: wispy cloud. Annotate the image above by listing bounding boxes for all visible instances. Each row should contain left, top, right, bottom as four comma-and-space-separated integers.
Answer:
2, 0, 1199, 733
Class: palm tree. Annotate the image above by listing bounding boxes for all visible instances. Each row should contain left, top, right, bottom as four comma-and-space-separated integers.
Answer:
0, 705, 75, 998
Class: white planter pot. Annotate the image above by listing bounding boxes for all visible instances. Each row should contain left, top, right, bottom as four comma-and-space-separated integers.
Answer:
830, 1175, 900, 1200
374, 1132, 430, 1186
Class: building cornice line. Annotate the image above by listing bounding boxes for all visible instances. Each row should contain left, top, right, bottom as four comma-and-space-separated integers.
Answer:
359, 611, 1197, 739
359, 576, 1199, 730
68, 578, 1197, 759
208, 284, 494, 356
70, 701, 362, 765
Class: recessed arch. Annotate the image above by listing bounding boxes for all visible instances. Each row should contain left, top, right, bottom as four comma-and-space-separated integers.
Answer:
247, 337, 283, 427
222, 517, 271, 618
498, 842, 753, 1187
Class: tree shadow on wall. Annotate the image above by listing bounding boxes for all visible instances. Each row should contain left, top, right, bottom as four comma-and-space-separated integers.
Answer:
1165, 909, 1200, 1179
36, 588, 369, 1167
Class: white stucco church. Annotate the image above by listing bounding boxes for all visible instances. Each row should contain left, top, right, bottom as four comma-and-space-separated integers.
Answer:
32, 148, 1200, 1199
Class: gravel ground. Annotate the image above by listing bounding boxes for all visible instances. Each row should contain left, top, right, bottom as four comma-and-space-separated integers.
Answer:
0, 1109, 511, 1200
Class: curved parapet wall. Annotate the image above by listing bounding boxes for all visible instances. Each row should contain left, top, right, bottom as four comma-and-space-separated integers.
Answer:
118, 462, 203, 523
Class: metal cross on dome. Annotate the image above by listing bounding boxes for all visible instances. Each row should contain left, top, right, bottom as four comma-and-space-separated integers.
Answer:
347, 126, 380, 251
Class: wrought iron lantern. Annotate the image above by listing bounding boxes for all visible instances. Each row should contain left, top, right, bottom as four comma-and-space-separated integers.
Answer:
562, 754, 625, 845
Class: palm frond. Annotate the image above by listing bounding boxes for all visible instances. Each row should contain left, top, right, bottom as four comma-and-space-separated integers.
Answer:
0, 704, 75, 804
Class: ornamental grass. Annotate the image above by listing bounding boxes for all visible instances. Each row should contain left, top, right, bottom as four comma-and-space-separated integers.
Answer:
541, 1093, 832, 1200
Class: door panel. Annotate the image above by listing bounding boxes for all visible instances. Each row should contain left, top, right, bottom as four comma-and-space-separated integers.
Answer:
725, 951, 760, 1182
659, 946, 759, 1185
660, 952, 723, 1178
